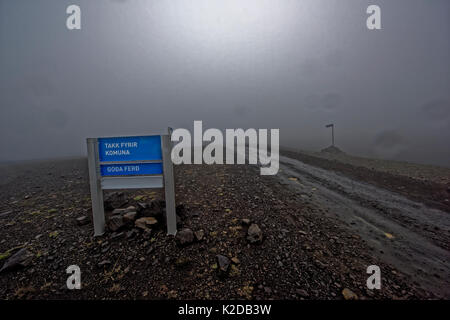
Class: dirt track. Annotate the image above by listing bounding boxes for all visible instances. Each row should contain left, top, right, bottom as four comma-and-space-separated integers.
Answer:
0, 155, 447, 299
279, 153, 450, 297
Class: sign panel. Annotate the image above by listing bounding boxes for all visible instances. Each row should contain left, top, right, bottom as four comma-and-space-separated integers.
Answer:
98, 135, 162, 162
100, 162, 163, 176
87, 131, 177, 237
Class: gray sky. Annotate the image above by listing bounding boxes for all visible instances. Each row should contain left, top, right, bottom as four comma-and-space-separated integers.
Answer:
1, 0, 449, 166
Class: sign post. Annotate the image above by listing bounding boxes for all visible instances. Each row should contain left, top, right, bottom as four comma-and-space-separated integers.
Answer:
325, 123, 334, 146
86, 129, 177, 236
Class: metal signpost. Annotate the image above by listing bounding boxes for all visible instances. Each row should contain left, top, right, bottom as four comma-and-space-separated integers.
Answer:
325, 123, 334, 146
87, 130, 177, 237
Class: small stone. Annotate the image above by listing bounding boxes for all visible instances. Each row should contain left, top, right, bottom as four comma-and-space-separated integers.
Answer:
342, 288, 358, 300
0, 211, 12, 218
112, 208, 127, 215
194, 230, 205, 241
241, 219, 251, 226
0, 248, 33, 273
247, 224, 263, 244
176, 228, 194, 246
111, 232, 124, 240
76, 216, 89, 226
231, 257, 240, 264
175, 257, 191, 268
126, 229, 139, 239
142, 229, 152, 240
125, 206, 136, 212
296, 289, 309, 298
216, 255, 230, 275
97, 260, 111, 268
104, 192, 127, 210
108, 215, 125, 232
135, 217, 158, 230
123, 211, 137, 224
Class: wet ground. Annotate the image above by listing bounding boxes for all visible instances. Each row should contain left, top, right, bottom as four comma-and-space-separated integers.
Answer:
0, 153, 447, 299
278, 154, 450, 297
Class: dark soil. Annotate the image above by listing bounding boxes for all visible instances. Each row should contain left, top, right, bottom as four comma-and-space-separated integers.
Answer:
0, 158, 435, 299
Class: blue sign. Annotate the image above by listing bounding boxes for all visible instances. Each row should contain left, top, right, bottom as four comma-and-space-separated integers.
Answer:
98, 135, 162, 162
100, 163, 163, 176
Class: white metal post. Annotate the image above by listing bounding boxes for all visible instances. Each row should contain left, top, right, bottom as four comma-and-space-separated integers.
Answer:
161, 133, 177, 236
87, 138, 105, 236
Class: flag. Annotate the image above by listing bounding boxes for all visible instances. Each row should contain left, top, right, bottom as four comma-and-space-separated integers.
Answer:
325, 124, 333, 128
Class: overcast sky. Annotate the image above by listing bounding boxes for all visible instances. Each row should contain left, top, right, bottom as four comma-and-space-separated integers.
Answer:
1, 0, 449, 166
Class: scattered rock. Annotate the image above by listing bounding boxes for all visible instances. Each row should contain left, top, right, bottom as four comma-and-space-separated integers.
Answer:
176, 204, 187, 217
296, 289, 309, 298
126, 229, 139, 239
216, 255, 230, 276
0, 248, 33, 273
140, 200, 165, 218
104, 192, 127, 210
0, 211, 12, 218
97, 260, 111, 268
112, 208, 127, 215
241, 218, 251, 226
108, 215, 125, 232
175, 228, 194, 246
123, 211, 137, 224
125, 206, 136, 212
135, 217, 158, 230
194, 230, 205, 241
76, 216, 89, 226
247, 224, 263, 244
229, 264, 241, 277
175, 257, 191, 268
111, 232, 124, 240
231, 257, 240, 264
142, 229, 152, 240
342, 288, 358, 300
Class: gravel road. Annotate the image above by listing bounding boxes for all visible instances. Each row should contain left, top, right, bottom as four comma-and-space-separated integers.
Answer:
278, 154, 450, 298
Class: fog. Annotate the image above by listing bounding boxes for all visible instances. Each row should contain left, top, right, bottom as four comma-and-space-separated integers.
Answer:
1, 0, 449, 166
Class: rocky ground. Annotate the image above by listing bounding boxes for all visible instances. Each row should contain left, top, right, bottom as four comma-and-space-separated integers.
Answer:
0, 157, 440, 300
